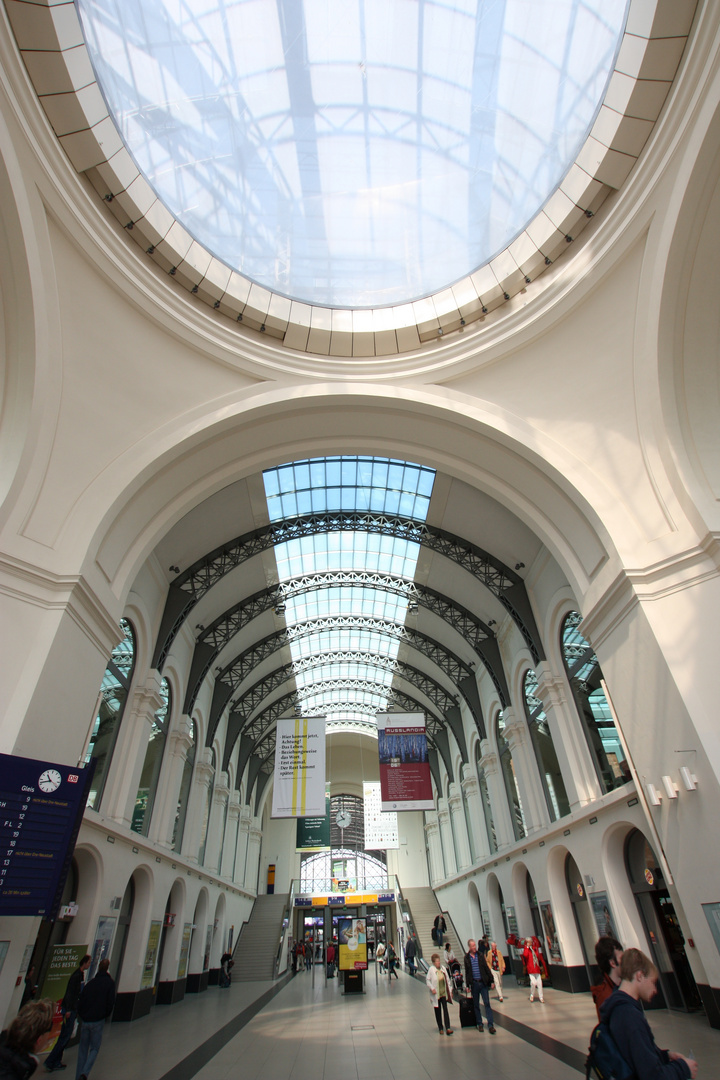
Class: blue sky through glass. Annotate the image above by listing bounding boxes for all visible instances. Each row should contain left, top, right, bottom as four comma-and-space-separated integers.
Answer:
263, 456, 435, 723
78, 0, 628, 307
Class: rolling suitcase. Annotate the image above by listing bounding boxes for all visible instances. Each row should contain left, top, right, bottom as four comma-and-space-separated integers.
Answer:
459, 994, 476, 1028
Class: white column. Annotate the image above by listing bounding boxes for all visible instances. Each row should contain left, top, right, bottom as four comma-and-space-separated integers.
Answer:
437, 798, 457, 878
234, 808, 251, 887
535, 661, 602, 807
149, 715, 193, 847
424, 813, 443, 885
461, 763, 489, 862
448, 782, 471, 870
246, 820, 263, 895
181, 748, 214, 864
203, 771, 229, 873
480, 742, 514, 849
102, 672, 164, 826
501, 706, 549, 834
221, 793, 241, 881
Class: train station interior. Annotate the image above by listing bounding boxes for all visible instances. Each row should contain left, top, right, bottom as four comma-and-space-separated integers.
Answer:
0, 0, 719, 1075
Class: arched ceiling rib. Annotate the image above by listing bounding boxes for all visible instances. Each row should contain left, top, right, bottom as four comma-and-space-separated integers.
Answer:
183, 571, 509, 717
153, 511, 543, 670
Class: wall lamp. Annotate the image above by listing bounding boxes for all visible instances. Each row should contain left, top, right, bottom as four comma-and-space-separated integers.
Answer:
487, 619, 496, 627
169, 565, 180, 574
680, 767, 698, 791
515, 562, 525, 570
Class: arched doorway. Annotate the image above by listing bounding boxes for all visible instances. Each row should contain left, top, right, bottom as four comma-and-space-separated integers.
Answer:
108, 876, 134, 986
625, 830, 702, 1012
467, 881, 484, 940
526, 871, 544, 943
564, 853, 597, 988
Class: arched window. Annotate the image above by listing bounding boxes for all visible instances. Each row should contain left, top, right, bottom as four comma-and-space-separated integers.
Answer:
198, 749, 215, 865
561, 612, 630, 793
523, 669, 570, 820
172, 720, 196, 851
496, 711, 526, 840
474, 743, 497, 854
131, 677, 171, 836
86, 618, 136, 810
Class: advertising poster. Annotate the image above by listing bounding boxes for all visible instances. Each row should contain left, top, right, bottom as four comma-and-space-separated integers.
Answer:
482, 911, 491, 938
177, 923, 192, 979
89, 915, 116, 978
377, 712, 433, 811
363, 782, 398, 849
590, 892, 618, 940
140, 920, 162, 988
296, 788, 331, 851
37, 944, 89, 1050
338, 917, 368, 971
540, 902, 563, 963
272, 716, 326, 818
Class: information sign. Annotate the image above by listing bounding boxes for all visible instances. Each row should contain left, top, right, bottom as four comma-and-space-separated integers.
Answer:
37, 944, 89, 1051
296, 789, 331, 851
363, 782, 398, 848
0, 754, 94, 918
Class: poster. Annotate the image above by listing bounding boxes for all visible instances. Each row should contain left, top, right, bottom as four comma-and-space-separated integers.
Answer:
89, 915, 116, 979
296, 788, 331, 851
540, 902, 562, 963
272, 716, 326, 818
177, 922, 192, 979
505, 906, 518, 935
482, 910, 491, 938
377, 712, 433, 811
338, 917, 368, 971
590, 892, 617, 940
363, 782, 398, 849
37, 944, 89, 1051
140, 920, 162, 988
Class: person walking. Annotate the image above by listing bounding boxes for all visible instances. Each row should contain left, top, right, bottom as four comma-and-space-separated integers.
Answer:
387, 942, 399, 979
0, 1000, 54, 1080
433, 913, 447, 946
326, 941, 336, 979
488, 941, 505, 1001
523, 937, 547, 1002
304, 939, 312, 971
219, 950, 233, 988
443, 941, 456, 966
591, 936, 623, 1020
426, 954, 454, 1036
74, 959, 115, 1080
463, 939, 496, 1034
601, 949, 697, 1078
44, 954, 91, 1072
375, 940, 386, 970
404, 936, 417, 976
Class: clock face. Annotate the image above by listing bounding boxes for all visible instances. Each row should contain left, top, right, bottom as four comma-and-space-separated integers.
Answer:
38, 769, 62, 793
335, 811, 352, 829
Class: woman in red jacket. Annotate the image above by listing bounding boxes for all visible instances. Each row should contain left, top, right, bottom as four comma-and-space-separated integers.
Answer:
522, 938, 547, 1003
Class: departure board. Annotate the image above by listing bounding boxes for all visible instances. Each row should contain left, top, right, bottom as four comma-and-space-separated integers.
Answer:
0, 754, 94, 918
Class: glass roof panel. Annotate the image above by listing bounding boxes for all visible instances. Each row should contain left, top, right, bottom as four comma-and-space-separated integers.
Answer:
77, 0, 627, 308
263, 455, 434, 719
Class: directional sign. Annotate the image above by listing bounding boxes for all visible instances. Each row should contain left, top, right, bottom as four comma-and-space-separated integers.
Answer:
0, 754, 94, 918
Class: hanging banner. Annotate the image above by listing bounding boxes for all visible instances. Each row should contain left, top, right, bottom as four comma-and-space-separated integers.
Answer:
363, 782, 398, 849
377, 713, 433, 811
272, 716, 326, 818
296, 788, 331, 850
338, 917, 368, 970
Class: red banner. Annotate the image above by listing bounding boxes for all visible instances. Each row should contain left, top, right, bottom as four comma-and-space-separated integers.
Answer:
377, 713, 433, 811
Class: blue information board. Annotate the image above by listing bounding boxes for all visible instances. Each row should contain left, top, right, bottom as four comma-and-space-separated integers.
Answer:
0, 754, 94, 919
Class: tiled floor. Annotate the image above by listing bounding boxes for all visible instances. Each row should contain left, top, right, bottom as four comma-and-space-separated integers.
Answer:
48, 967, 719, 1080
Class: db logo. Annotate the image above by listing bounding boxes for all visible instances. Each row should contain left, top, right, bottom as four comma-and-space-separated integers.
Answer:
67, 774, 79, 784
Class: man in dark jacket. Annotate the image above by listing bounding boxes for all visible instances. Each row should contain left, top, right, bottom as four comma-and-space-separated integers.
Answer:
44, 954, 90, 1072
463, 939, 496, 1034
433, 914, 446, 945
600, 948, 697, 1079
404, 936, 417, 976
74, 960, 115, 1080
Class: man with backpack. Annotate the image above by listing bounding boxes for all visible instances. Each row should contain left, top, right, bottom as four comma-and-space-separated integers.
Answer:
596, 949, 697, 1079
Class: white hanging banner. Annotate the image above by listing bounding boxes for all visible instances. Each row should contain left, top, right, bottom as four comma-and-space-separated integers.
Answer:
271, 715, 326, 818
363, 782, 399, 849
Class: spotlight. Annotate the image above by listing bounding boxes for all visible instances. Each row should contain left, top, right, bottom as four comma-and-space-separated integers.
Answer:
585, 208, 594, 218
192, 285, 199, 293
503, 292, 510, 300
146, 245, 155, 254
460, 317, 465, 326
487, 619, 496, 627
481, 306, 488, 314
169, 565, 180, 574
214, 300, 220, 309
565, 234, 573, 243
525, 276, 531, 284
237, 312, 243, 322
103, 193, 113, 202
437, 327, 443, 336
196, 624, 204, 631
545, 256, 552, 265
515, 562, 525, 570
260, 324, 266, 332
169, 267, 176, 275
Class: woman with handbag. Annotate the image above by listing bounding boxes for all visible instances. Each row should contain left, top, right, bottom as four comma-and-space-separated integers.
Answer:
426, 954, 454, 1035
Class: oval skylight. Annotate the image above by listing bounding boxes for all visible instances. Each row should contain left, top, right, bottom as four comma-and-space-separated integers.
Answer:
78, 0, 627, 309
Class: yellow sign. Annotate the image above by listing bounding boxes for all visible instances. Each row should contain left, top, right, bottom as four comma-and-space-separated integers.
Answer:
338, 918, 368, 971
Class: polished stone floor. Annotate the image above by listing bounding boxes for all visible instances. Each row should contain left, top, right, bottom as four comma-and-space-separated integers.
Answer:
45, 965, 718, 1080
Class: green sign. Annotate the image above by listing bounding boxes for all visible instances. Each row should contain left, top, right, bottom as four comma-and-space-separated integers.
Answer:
37, 944, 89, 1052
296, 790, 331, 851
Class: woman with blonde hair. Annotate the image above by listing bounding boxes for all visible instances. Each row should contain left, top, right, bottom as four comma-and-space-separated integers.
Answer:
489, 941, 506, 1001
426, 953, 454, 1035
0, 999, 53, 1079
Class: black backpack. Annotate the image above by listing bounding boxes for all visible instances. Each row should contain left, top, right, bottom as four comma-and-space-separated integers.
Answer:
586, 1022, 634, 1080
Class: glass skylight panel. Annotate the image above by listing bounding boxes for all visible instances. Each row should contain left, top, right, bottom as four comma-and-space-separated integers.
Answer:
295, 664, 394, 689
275, 533, 421, 582
284, 588, 409, 627
78, 0, 627, 308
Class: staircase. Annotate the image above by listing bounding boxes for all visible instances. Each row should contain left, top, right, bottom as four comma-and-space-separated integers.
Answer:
232, 893, 288, 980
403, 886, 463, 962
